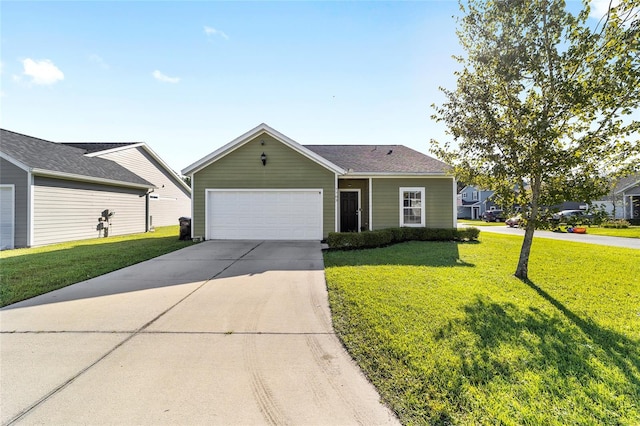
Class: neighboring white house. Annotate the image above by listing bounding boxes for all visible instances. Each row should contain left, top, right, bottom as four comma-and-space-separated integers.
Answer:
62, 142, 191, 230
592, 175, 640, 221
0, 129, 190, 249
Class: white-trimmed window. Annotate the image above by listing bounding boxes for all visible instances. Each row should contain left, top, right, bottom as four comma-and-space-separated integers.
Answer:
400, 187, 425, 227
472, 191, 479, 201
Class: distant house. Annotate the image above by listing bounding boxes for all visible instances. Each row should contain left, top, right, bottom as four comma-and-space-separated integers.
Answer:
181, 123, 455, 241
592, 174, 640, 221
62, 141, 191, 230
0, 129, 190, 249
457, 185, 497, 219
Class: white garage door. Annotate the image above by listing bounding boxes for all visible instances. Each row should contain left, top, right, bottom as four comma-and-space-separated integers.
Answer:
0, 185, 15, 250
207, 189, 323, 240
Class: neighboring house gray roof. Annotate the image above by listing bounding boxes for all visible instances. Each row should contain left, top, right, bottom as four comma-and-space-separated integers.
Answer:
0, 129, 153, 188
614, 174, 640, 194
304, 145, 450, 174
62, 142, 139, 154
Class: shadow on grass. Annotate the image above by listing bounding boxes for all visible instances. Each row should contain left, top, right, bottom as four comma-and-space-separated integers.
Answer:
438, 291, 640, 422
521, 278, 640, 389
323, 240, 476, 268
1, 240, 325, 310
0, 235, 196, 308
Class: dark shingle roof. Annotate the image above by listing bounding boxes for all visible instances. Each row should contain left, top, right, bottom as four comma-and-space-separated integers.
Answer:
0, 129, 153, 187
61, 142, 139, 154
304, 145, 450, 174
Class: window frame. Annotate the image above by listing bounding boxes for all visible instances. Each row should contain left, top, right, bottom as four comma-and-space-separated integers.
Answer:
399, 187, 426, 227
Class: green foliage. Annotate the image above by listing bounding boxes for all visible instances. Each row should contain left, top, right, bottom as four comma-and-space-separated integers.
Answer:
431, 0, 640, 278
587, 205, 610, 226
0, 226, 196, 307
327, 227, 480, 249
324, 234, 640, 425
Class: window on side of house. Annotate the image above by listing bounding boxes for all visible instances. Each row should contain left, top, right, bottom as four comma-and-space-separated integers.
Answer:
462, 192, 468, 200
400, 187, 425, 227
472, 191, 478, 201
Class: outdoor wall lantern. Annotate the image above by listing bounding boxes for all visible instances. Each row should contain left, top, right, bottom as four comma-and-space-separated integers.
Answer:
261, 152, 267, 166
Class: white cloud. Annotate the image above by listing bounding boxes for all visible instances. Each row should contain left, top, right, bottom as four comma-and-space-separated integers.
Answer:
152, 70, 180, 83
204, 26, 229, 40
89, 54, 109, 69
590, 0, 639, 22
21, 58, 64, 85
590, 0, 610, 18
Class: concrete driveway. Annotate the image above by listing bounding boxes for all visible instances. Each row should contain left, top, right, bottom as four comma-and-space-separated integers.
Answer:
1, 241, 399, 425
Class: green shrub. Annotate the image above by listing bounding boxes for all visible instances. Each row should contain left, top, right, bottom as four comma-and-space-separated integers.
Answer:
327, 232, 365, 249
389, 227, 404, 243
327, 227, 480, 249
601, 219, 630, 228
362, 229, 394, 247
456, 227, 480, 241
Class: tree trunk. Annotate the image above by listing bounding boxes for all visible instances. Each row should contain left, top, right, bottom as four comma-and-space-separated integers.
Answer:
515, 220, 535, 280
515, 179, 541, 280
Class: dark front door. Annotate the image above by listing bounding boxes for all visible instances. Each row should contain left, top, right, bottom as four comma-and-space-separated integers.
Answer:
340, 191, 358, 232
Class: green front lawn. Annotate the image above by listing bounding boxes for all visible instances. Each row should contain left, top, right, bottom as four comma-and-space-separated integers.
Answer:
585, 225, 640, 238
0, 226, 195, 307
324, 233, 640, 425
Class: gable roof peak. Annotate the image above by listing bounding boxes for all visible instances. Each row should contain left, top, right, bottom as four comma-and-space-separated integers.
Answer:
181, 123, 345, 176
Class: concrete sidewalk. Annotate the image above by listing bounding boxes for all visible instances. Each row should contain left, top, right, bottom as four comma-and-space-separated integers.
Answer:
1, 241, 399, 425
460, 223, 640, 249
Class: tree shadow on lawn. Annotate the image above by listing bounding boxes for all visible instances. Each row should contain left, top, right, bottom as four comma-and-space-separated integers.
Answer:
323, 240, 476, 268
438, 288, 640, 421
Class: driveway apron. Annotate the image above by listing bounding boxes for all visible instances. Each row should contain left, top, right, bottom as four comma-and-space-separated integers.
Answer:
1, 241, 399, 425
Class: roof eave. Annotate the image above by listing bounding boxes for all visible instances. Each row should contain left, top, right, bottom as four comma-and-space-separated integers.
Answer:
132, 144, 192, 193
341, 171, 452, 178
84, 143, 191, 193
82, 143, 145, 156
0, 152, 31, 172
616, 179, 640, 194
32, 168, 155, 190
181, 123, 346, 176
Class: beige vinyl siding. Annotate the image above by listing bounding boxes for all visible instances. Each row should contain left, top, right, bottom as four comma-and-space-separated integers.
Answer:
0, 158, 29, 247
338, 179, 369, 230
371, 177, 454, 229
98, 147, 190, 227
192, 133, 336, 239
32, 177, 146, 246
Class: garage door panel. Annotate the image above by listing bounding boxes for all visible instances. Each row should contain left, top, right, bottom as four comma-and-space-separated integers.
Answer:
207, 190, 322, 240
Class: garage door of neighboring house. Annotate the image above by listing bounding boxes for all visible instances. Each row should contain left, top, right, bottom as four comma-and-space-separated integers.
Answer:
0, 185, 15, 250
206, 189, 323, 240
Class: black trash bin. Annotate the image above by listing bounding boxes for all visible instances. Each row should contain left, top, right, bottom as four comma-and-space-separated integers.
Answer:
178, 217, 191, 240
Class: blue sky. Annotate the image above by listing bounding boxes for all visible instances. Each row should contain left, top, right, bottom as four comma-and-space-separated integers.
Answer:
0, 1, 615, 175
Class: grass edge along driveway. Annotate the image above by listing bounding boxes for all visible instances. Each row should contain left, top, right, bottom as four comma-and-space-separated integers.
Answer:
324, 233, 640, 425
0, 226, 196, 307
